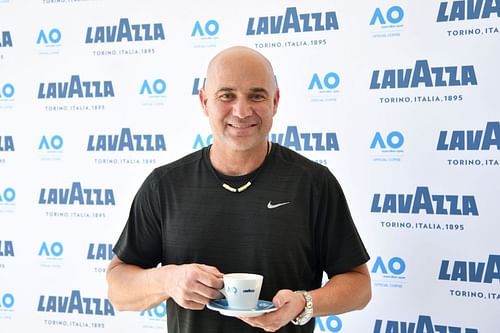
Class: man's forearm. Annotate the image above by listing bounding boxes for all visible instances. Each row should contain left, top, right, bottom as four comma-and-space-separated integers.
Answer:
106, 260, 169, 311
309, 265, 372, 317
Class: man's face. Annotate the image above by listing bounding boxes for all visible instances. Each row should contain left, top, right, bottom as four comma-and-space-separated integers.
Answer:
199, 50, 279, 152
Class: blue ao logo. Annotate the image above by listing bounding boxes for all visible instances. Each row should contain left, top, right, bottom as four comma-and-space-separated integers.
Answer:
38, 241, 64, 259
0, 293, 14, 313
141, 303, 166, 329
0, 31, 13, 48
371, 256, 406, 288
38, 182, 116, 206
246, 7, 339, 35
437, 0, 500, 22
87, 243, 113, 261
371, 186, 479, 216
191, 19, 220, 48
0, 240, 15, 257
370, 5, 404, 38
39, 135, 64, 161
38, 241, 64, 269
0, 187, 15, 212
192, 20, 219, 38
37, 28, 62, 45
36, 28, 62, 54
374, 314, 478, 333
0, 83, 14, 111
370, 59, 477, 89
37, 290, 115, 316
85, 18, 166, 44
370, 131, 404, 162
141, 302, 167, 320
315, 316, 342, 333
193, 133, 213, 149
140, 79, 166, 97
0, 82, 14, 101
0, 187, 15, 202
139, 79, 167, 107
269, 126, 339, 151
308, 72, 340, 102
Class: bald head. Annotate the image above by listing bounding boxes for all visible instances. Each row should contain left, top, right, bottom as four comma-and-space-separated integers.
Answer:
204, 46, 277, 92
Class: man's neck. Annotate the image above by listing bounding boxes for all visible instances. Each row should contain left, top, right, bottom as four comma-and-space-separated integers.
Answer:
209, 141, 270, 176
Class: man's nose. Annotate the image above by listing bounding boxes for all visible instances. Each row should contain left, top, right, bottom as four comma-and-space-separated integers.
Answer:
231, 98, 253, 118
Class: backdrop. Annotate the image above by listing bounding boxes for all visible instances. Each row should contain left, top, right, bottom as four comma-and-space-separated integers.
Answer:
1, 1, 499, 332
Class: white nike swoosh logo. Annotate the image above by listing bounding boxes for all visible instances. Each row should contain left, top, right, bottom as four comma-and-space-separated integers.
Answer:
267, 201, 290, 209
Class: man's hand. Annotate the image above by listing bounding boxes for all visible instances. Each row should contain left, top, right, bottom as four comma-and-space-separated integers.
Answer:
238, 289, 305, 332
165, 264, 224, 310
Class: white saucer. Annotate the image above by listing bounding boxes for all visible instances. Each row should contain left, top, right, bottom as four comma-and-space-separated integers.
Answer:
207, 299, 277, 318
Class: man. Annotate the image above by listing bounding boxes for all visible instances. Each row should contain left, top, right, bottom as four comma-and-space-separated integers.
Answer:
107, 46, 371, 333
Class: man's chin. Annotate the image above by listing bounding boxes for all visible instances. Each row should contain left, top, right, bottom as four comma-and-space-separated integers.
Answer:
225, 138, 264, 152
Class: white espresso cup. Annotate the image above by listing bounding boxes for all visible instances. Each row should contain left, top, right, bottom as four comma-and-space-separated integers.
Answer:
220, 273, 263, 310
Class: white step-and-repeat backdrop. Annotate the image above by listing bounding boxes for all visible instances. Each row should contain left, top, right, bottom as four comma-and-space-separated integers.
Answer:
1, 1, 499, 332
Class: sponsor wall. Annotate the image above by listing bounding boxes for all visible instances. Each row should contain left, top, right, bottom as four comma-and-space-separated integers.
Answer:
1, 1, 499, 332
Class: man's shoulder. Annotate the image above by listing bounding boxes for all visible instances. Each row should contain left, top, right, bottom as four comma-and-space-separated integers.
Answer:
148, 149, 205, 184
273, 143, 328, 173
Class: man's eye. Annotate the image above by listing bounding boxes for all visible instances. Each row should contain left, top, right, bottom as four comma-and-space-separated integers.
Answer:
218, 93, 233, 100
251, 95, 266, 101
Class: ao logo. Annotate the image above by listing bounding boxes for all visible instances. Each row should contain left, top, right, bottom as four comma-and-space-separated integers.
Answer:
315, 316, 342, 332
140, 79, 166, 95
372, 256, 406, 275
370, 6, 404, 25
39, 135, 63, 150
1, 293, 14, 309
226, 286, 237, 294
191, 20, 219, 37
0, 83, 15, 98
193, 134, 213, 149
308, 73, 340, 90
141, 303, 166, 318
370, 131, 404, 149
38, 241, 63, 257
36, 29, 62, 44
0, 188, 15, 203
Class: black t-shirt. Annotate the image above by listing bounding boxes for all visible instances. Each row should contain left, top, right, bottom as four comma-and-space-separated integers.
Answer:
114, 143, 369, 333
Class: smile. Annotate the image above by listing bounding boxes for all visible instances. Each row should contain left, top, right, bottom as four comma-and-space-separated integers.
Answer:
228, 123, 256, 129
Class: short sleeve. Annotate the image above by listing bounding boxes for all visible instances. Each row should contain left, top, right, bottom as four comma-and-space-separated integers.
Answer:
113, 170, 163, 269
315, 168, 370, 277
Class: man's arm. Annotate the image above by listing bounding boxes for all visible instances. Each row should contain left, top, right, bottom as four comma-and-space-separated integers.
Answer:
106, 256, 224, 311
239, 263, 371, 332
309, 263, 371, 316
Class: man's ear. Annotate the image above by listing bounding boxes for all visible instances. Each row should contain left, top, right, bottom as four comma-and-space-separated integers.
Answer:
199, 88, 209, 116
272, 88, 280, 116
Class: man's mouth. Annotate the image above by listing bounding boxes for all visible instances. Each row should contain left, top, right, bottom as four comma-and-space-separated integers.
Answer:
228, 123, 256, 129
